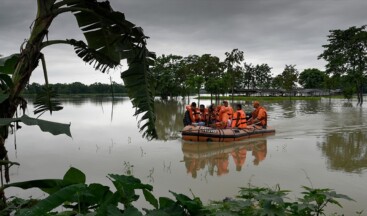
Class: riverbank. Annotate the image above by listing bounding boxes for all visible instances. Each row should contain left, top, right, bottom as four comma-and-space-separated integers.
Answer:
198, 95, 344, 101
22, 93, 128, 98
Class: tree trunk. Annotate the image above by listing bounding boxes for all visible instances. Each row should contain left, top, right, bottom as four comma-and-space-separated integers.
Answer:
197, 88, 200, 106
0, 2, 54, 183
358, 85, 363, 105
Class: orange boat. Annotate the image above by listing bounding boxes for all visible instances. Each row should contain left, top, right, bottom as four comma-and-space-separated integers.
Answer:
181, 125, 275, 142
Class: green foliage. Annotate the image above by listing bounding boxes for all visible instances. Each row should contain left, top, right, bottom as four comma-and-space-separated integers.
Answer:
0, 54, 19, 75
151, 54, 184, 99
66, 0, 157, 139
67, 39, 119, 73
281, 65, 299, 92
24, 82, 127, 95
121, 51, 157, 139
297, 186, 355, 215
299, 68, 327, 89
65, 1, 137, 72
0, 74, 13, 92
341, 83, 355, 99
225, 49, 245, 102
323, 74, 341, 92
0, 114, 71, 137
271, 74, 284, 90
243, 63, 273, 90
0, 167, 355, 216
207, 184, 354, 216
318, 25, 367, 104
0, 54, 18, 101
1, 167, 207, 216
0, 93, 9, 103
1, 0, 157, 142
33, 86, 63, 117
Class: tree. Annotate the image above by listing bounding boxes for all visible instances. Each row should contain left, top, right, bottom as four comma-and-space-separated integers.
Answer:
184, 55, 205, 104
271, 74, 284, 90
254, 64, 273, 90
151, 54, 183, 100
318, 25, 367, 105
199, 54, 222, 104
241, 63, 272, 91
243, 63, 255, 89
0, 0, 156, 183
224, 49, 244, 103
298, 68, 326, 89
281, 65, 299, 97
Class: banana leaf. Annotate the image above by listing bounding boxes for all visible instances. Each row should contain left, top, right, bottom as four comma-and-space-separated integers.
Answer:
0, 54, 19, 74
62, 0, 157, 139
0, 114, 71, 137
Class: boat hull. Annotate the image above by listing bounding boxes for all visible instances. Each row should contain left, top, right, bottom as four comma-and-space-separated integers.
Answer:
181, 125, 275, 142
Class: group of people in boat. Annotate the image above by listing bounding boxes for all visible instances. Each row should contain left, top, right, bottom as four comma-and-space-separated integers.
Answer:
183, 100, 267, 129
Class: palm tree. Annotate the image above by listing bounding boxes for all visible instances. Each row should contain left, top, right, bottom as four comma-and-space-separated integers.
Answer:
0, 0, 157, 181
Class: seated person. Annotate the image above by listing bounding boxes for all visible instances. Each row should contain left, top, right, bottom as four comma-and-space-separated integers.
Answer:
183, 102, 197, 126
248, 101, 267, 128
231, 104, 247, 129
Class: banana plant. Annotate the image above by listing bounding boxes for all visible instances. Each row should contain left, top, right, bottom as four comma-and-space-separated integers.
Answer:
1, 167, 206, 215
0, 0, 157, 162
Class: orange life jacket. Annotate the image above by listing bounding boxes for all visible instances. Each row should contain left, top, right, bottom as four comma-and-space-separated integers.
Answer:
215, 107, 230, 128
251, 106, 267, 127
198, 108, 208, 122
219, 106, 230, 122
227, 106, 234, 120
208, 108, 217, 124
194, 108, 200, 122
231, 110, 247, 128
185, 105, 197, 123
216, 105, 222, 121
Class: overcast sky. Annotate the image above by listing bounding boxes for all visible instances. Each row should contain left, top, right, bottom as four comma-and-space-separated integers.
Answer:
0, 0, 366, 84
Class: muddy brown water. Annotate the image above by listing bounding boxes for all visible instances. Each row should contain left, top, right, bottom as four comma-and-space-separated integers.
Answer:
5, 97, 367, 214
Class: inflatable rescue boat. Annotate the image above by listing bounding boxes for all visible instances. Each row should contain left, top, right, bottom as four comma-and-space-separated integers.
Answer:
181, 125, 275, 142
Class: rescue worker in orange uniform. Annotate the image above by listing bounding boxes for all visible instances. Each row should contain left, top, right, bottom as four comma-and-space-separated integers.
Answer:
231, 104, 247, 128
215, 105, 222, 122
216, 106, 230, 128
222, 100, 233, 121
183, 102, 198, 126
248, 101, 267, 128
208, 104, 217, 125
198, 104, 208, 126
215, 101, 233, 128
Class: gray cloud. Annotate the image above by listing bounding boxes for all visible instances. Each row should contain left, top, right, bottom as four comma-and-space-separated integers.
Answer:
1, 0, 366, 83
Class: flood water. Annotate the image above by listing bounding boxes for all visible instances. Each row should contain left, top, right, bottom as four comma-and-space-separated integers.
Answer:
5, 97, 367, 215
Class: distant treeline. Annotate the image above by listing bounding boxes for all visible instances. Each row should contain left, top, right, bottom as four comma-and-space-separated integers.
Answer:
24, 82, 127, 95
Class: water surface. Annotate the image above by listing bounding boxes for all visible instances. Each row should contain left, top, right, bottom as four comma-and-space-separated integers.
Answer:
5, 97, 367, 214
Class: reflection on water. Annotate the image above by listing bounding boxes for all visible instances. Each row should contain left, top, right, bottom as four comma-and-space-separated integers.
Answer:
52, 96, 126, 106
182, 139, 267, 178
318, 102, 367, 173
154, 98, 367, 175
280, 100, 297, 118
154, 99, 185, 141
319, 130, 367, 173
5, 97, 367, 214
